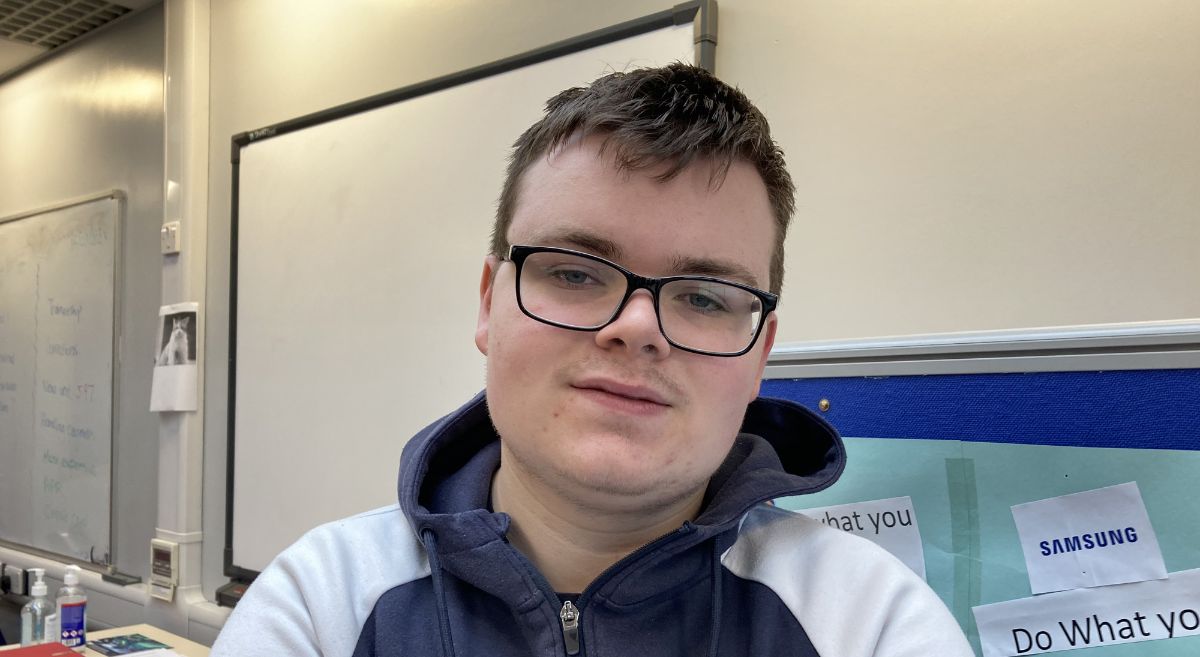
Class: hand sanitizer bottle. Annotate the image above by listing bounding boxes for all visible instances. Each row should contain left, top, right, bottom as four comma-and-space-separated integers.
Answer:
19, 568, 51, 646
56, 565, 88, 651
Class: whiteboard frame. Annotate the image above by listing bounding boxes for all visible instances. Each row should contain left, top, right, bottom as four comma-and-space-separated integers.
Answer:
0, 189, 126, 573
223, 1, 717, 583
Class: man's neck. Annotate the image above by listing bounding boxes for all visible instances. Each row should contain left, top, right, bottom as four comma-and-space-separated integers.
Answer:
490, 453, 705, 594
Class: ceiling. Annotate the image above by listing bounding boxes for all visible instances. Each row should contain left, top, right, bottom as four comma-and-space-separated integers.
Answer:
0, 0, 158, 80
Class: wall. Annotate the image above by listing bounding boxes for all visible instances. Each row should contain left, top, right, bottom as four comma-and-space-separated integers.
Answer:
744, 0, 1200, 342
0, 3, 163, 590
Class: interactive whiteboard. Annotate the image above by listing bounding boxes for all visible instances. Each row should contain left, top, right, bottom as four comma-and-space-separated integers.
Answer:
229, 6, 708, 576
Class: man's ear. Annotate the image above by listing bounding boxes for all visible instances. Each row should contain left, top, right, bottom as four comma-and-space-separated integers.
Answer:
475, 255, 501, 355
747, 312, 778, 402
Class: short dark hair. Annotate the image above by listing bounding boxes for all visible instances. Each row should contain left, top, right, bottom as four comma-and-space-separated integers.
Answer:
491, 63, 795, 295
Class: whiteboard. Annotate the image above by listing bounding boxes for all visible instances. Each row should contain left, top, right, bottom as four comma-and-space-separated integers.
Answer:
231, 17, 699, 575
0, 193, 119, 563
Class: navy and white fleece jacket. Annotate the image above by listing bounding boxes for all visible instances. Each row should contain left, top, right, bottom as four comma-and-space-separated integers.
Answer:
212, 393, 973, 656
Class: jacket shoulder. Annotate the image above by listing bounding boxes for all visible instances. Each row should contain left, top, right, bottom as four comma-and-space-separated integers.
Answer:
724, 504, 974, 657
211, 504, 429, 657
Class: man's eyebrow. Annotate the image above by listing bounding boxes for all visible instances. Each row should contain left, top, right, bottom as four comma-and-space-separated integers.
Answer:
528, 229, 623, 260
670, 256, 762, 288
523, 229, 762, 288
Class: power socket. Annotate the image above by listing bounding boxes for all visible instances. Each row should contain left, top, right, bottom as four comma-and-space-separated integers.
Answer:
160, 221, 181, 255
3, 564, 26, 596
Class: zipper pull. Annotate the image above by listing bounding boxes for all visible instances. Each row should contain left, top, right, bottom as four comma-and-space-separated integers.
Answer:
560, 600, 581, 655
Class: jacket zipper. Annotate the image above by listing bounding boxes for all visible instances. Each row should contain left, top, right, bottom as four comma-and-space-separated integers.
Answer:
560, 600, 581, 655
554, 525, 695, 656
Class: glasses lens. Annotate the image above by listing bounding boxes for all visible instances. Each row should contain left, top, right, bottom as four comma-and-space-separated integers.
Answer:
659, 279, 763, 354
519, 251, 627, 328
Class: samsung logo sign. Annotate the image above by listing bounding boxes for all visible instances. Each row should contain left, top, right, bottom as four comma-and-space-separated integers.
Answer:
1040, 527, 1138, 556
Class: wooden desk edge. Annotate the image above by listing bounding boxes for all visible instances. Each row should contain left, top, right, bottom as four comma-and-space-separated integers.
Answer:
3, 623, 209, 657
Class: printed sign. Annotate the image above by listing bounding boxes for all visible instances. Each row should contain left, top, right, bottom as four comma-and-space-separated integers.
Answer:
150, 302, 199, 412
791, 496, 926, 579
973, 568, 1200, 657
1011, 482, 1166, 594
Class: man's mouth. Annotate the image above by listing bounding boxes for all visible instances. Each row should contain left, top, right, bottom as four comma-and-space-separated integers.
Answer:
570, 377, 672, 413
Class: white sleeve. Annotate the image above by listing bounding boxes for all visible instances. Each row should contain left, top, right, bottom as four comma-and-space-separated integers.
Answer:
724, 506, 975, 657
210, 505, 430, 657
211, 541, 325, 657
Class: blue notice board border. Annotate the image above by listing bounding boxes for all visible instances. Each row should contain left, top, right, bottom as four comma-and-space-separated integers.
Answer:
762, 369, 1200, 451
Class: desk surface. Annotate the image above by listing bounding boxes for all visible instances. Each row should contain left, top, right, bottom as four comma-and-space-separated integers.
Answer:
2, 624, 209, 657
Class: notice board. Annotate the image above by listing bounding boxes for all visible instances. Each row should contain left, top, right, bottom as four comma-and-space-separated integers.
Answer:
766, 322, 1200, 656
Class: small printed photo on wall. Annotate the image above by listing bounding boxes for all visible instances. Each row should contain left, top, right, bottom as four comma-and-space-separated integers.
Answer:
156, 309, 197, 366
151, 302, 199, 412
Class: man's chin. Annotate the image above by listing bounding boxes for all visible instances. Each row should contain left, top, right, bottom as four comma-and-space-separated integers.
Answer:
570, 473, 665, 499
556, 462, 704, 509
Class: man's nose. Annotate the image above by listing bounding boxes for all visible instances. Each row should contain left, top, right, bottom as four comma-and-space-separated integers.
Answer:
594, 289, 671, 358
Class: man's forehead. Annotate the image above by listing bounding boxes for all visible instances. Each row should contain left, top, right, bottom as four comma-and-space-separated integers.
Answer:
508, 134, 776, 288
520, 133, 770, 213
520, 227, 765, 289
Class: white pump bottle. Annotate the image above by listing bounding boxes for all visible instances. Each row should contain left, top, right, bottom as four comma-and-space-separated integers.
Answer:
56, 564, 88, 651
18, 568, 52, 646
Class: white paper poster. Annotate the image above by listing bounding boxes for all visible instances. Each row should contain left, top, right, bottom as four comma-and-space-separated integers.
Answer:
973, 568, 1200, 657
150, 302, 198, 412
1011, 482, 1167, 594
791, 495, 926, 579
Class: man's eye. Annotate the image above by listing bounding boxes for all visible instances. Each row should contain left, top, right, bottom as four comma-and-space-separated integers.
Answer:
681, 293, 728, 313
549, 269, 599, 287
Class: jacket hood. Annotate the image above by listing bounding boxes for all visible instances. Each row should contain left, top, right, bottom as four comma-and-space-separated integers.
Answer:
395, 392, 846, 657
397, 391, 845, 538
697, 396, 846, 528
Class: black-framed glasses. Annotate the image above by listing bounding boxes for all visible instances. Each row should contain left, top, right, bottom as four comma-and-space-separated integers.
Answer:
504, 245, 778, 357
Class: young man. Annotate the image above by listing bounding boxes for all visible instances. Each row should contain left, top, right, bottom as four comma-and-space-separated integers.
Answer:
213, 65, 973, 656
